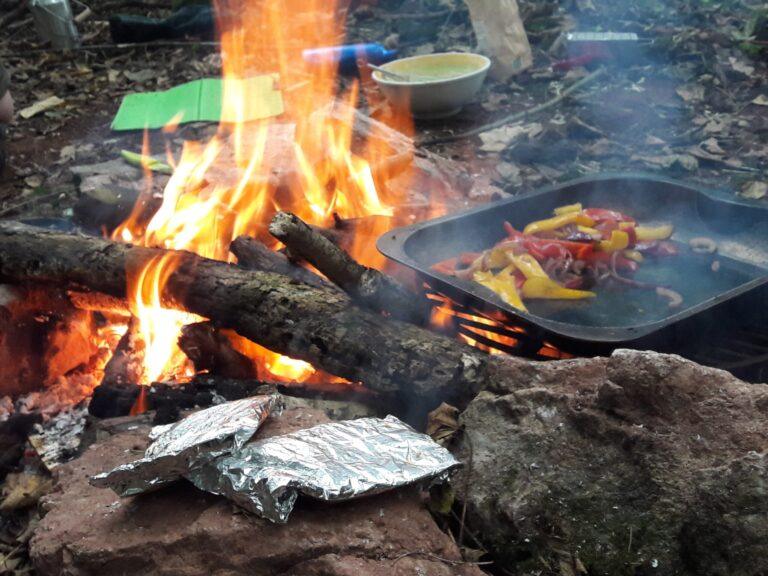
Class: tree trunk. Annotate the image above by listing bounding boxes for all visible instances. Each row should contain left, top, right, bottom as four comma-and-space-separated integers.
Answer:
0, 222, 488, 406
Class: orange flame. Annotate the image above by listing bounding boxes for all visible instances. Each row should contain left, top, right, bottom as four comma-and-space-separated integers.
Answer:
114, 0, 414, 384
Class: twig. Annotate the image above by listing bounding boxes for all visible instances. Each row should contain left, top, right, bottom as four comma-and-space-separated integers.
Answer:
417, 66, 608, 146
6, 40, 220, 56
391, 550, 493, 566
0, 190, 61, 217
0, 2, 28, 28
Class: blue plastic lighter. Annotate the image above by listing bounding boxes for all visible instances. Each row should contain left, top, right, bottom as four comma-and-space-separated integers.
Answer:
302, 43, 398, 75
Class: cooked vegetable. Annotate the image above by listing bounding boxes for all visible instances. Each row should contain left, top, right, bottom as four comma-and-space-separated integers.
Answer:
553, 202, 583, 216
656, 286, 683, 308
523, 212, 595, 235
432, 204, 677, 309
635, 224, 674, 242
474, 267, 527, 311
689, 237, 717, 254
521, 277, 595, 300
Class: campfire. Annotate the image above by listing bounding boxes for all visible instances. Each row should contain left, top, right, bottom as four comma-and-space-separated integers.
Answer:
1, 0, 495, 419
2, 0, 768, 574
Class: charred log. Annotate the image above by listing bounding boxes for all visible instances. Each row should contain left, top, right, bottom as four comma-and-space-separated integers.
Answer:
98, 319, 144, 389
269, 211, 429, 324
0, 221, 487, 407
178, 322, 257, 379
89, 383, 140, 419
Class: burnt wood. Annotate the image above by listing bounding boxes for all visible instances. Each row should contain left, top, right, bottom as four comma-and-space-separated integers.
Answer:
0, 221, 488, 407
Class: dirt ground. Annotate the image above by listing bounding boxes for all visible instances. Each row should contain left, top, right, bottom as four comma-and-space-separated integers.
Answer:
0, 0, 765, 221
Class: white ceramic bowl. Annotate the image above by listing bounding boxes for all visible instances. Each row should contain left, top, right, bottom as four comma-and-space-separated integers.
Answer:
372, 52, 491, 119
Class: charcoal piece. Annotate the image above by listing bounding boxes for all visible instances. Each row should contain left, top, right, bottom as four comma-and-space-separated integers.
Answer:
88, 384, 140, 419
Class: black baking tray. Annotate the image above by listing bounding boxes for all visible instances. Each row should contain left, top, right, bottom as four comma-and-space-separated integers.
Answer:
378, 174, 768, 355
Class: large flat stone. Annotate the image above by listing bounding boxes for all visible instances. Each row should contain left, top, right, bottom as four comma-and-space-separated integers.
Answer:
31, 407, 481, 576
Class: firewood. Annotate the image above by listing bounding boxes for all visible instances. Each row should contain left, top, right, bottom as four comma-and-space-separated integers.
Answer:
0, 221, 487, 407
269, 211, 429, 324
68, 290, 131, 316
229, 235, 330, 288
99, 318, 144, 389
178, 321, 257, 379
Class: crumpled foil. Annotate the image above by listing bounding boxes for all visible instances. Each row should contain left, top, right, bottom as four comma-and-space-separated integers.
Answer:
91, 393, 281, 496
187, 414, 460, 523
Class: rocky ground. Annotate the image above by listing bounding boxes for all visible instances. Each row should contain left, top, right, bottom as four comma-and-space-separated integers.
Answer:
0, 0, 766, 218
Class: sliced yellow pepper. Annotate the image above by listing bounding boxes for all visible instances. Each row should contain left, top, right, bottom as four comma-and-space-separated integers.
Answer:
577, 225, 601, 238
484, 247, 512, 269
635, 224, 674, 241
521, 277, 596, 300
523, 212, 596, 235
474, 267, 527, 311
510, 253, 547, 279
623, 249, 644, 263
598, 230, 630, 252
553, 202, 583, 216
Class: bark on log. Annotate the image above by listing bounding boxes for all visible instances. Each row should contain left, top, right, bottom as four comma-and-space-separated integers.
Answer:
229, 235, 330, 288
0, 222, 487, 406
269, 211, 429, 324
68, 290, 131, 316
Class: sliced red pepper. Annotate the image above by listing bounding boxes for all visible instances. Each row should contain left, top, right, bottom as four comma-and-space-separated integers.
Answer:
595, 219, 619, 239
523, 238, 594, 261
431, 257, 458, 275
583, 208, 636, 223
504, 221, 524, 240
624, 226, 637, 248
458, 252, 481, 266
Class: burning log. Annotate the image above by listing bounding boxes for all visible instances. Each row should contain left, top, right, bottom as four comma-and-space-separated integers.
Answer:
269, 211, 429, 324
229, 236, 330, 288
178, 322, 257, 379
67, 290, 131, 316
99, 319, 144, 388
0, 221, 487, 406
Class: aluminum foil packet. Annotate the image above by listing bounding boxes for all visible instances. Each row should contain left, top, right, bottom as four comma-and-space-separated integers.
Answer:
91, 393, 281, 496
187, 414, 461, 523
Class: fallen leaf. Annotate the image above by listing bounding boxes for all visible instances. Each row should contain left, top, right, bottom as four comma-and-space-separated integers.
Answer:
496, 161, 522, 184
427, 402, 460, 445
0, 472, 54, 511
645, 135, 666, 146
751, 94, 768, 106
124, 69, 156, 83
701, 137, 725, 155
59, 145, 76, 162
631, 153, 699, 171
479, 122, 543, 153
107, 69, 120, 83
676, 83, 705, 102
729, 56, 755, 77
19, 95, 65, 119
740, 181, 767, 200
24, 175, 43, 188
